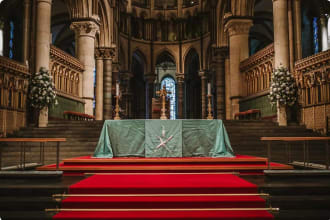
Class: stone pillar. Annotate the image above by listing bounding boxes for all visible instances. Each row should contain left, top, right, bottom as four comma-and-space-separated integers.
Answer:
320, 15, 329, 52
23, 0, 31, 63
95, 49, 104, 120
145, 74, 155, 119
199, 70, 207, 119
70, 20, 99, 115
103, 49, 114, 119
293, 0, 302, 60
176, 74, 184, 119
121, 72, 133, 118
213, 47, 228, 119
35, 0, 52, 127
273, 0, 290, 126
225, 18, 253, 119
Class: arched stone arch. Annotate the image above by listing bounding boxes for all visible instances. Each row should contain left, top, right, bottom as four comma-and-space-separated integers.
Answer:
154, 48, 178, 73
132, 48, 147, 74
183, 47, 201, 74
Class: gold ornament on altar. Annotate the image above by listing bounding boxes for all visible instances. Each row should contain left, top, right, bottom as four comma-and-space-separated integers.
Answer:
156, 85, 171, 120
114, 81, 121, 120
207, 82, 214, 120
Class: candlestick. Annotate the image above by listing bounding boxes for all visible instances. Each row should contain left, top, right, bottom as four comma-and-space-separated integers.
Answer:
114, 95, 121, 120
207, 94, 213, 120
207, 82, 211, 95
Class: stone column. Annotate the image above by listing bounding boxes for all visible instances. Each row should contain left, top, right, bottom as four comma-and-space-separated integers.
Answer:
70, 20, 99, 115
213, 47, 228, 119
102, 48, 114, 120
293, 0, 302, 60
95, 49, 104, 120
145, 74, 155, 119
121, 72, 133, 118
273, 0, 290, 126
225, 18, 253, 119
35, 0, 52, 127
320, 15, 329, 52
176, 74, 184, 119
23, 0, 31, 63
199, 70, 207, 119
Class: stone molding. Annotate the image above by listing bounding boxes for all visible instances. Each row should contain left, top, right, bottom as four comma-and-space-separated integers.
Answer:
70, 20, 99, 38
240, 44, 274, 71
50, 45, 84, 72
224, 19, 253, 37
0, 56, 29, 77
295, 49, 330, 73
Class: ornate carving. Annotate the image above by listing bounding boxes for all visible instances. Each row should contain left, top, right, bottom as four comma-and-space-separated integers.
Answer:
70, 20, 100, 38
224, 19, 253, 37
50, 45, 84, 72
95, 47, 116, 60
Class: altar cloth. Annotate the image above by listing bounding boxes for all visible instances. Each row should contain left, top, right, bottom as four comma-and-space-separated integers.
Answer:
93, 120, 234, 158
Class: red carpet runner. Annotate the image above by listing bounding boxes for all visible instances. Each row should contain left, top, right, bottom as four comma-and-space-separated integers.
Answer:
53, 173, 274, 220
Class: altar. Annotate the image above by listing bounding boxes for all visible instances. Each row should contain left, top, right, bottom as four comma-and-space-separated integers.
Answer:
93, 120, 234, 158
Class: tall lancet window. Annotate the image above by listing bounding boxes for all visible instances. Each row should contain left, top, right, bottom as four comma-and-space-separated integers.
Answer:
161, 76, 176, 119
9, 21, 14, 59
313, 17, 319, 54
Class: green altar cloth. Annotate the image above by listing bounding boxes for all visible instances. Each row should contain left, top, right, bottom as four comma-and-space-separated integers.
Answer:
93, 120, 234, 158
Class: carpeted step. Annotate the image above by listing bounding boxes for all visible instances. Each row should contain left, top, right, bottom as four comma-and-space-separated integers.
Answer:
68, 174, 259, 194
53, 210, 274, 219
60, 195, 267, 209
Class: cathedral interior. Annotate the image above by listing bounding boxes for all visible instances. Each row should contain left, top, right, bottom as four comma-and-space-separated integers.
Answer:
0, 0, 330, 219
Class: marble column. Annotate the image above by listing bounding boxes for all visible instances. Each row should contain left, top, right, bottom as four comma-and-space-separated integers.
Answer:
35, 0, 52, 127
102, 48, 114, 120
176, 74, 184, 119
145, 74, 155, 119
320, 15, 329, 52
70, 20, 99, 115
225, 18, 253, 119
199, 70, 207, 119
273, 0, 290, 126
95, 49, 104, 120
213, 47, 228, 119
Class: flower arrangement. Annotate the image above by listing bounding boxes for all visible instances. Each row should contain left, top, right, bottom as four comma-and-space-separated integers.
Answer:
269, 66, 297, 106
28, 67, 57, 109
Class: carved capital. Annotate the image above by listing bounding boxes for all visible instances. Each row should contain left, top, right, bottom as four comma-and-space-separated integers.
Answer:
225, 19, 253, 37
176, 74, 184, 84
95, 47, 116, 60
70, 20, 99, 38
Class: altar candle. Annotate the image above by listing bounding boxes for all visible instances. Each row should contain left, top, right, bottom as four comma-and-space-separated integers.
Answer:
208, 82, 211, 95
116, 81, 119, 96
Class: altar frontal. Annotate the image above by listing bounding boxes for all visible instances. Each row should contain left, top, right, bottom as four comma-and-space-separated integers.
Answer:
93, 120, 234, 158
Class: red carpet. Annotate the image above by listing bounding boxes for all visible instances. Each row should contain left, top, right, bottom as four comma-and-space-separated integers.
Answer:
53, 173, 274, 220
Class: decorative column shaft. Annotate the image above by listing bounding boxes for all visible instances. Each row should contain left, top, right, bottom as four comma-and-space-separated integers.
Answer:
293, 0, 302, 60
199, 71, 207, 119
225, 18, 253, 119
35, 0, 52, 127
273, 0, 290, 126
320, 15, 329, 52
213, 47, 228, 119
23, 0, 31, 63
176, 74, 184, 119
101, 48, 115, 120
95, 49, 104, 120
70, 20, 99, 115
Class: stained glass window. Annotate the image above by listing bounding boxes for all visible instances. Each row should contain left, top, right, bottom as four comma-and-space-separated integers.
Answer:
161, 76, 176, 119
9, 21, 14, 59
313, 17, 319, 54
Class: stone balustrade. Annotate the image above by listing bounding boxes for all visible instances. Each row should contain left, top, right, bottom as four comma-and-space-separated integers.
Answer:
49, 45, 84, 98
240, 44, 274, 97
0, 56, 29, 136
295, 49, 330, 133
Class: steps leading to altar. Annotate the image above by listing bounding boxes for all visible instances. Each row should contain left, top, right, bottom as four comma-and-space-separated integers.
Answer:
52, 173, 274, 220
37, 155, 293, 174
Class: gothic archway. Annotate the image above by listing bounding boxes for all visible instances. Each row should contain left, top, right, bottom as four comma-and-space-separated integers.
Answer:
131, 50, 146, 118
184, 48, 201, 119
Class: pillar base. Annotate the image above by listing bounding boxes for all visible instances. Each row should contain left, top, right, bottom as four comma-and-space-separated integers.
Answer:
38, 107, 48, 128
277, 104, 287, 126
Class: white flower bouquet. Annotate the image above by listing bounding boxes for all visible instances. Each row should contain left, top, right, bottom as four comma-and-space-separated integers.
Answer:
269, 66, 297, 106
28, 67, 58, 109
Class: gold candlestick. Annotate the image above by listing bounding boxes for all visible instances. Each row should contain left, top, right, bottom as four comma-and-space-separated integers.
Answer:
114, 95, 121, 120
207, 94, 213, 120
156, 85, 170, 120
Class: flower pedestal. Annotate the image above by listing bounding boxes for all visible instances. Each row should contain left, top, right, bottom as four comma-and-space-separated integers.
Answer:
277, 103, 287, 126
38, 106, 48, 128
